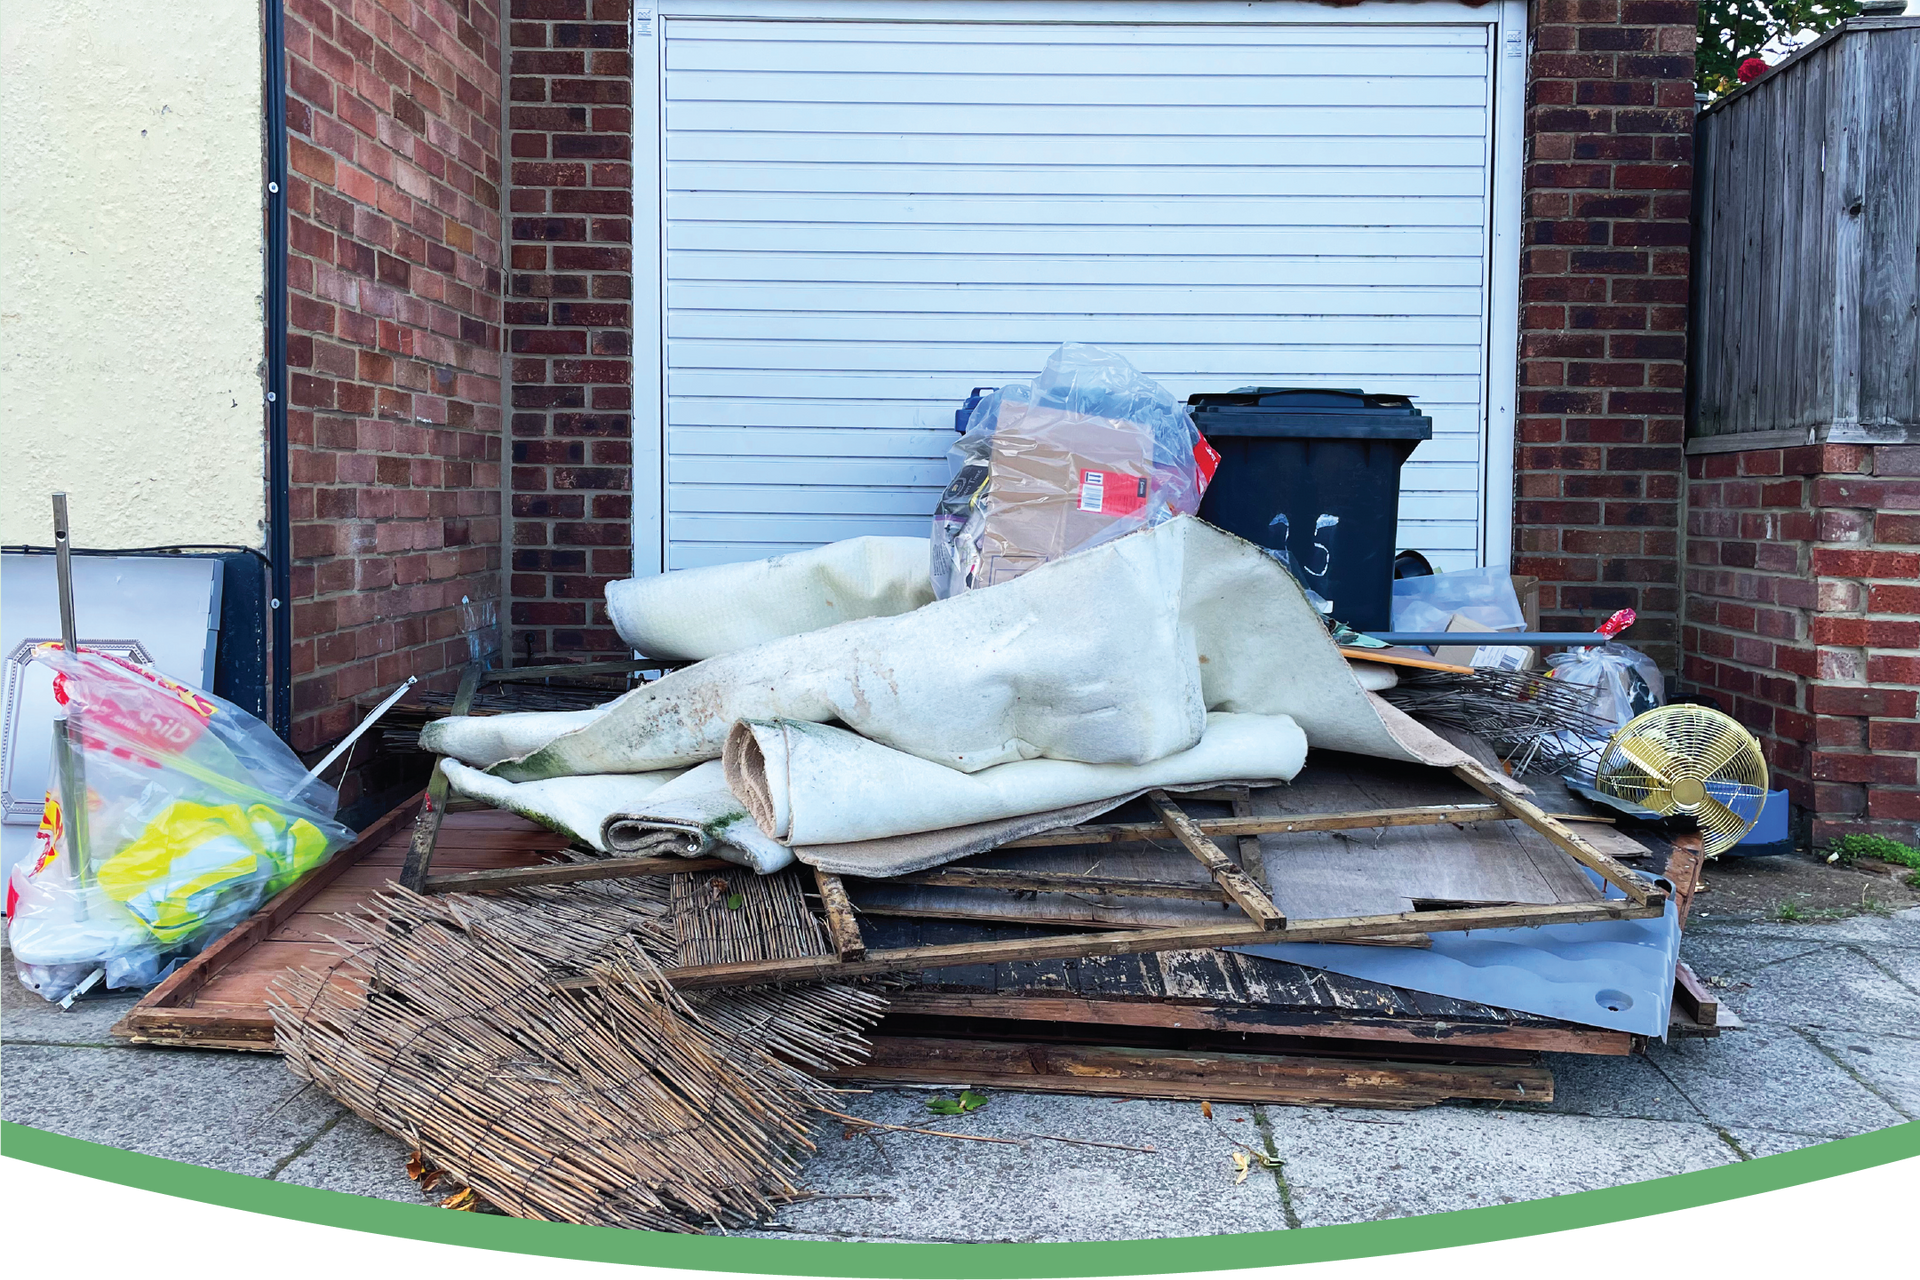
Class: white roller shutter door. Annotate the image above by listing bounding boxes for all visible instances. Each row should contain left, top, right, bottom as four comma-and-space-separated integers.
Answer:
641, 3, 1522, 572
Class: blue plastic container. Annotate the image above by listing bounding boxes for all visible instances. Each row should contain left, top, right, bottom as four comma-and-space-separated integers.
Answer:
1728, 789, 1792, 855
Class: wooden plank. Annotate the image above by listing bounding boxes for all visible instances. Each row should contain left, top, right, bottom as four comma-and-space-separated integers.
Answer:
556, 897, 1662, 991
1859, 26, 1919, 430
1229, 788, 1272, 896
812, 866, 867, 961
113, 1007, 282, 1052
110, 794, 420, 1020
821, 1037, 1554, 1108
421, 854, 731, 892
1697, 84, 1728, 435
1832, 30, 1869, 431
1672, 961, 1719, 1029
998, 802, 1513, 849
399, 663, 482, 891
870, 993, 1628, 1055
1148, 791, 1284, 929
1662, 832, 1707, 928
878, 867, 1231, 902
1756, 69, 1782, 438
189, 938, 365, 1001
1450, 766, 1658, 907
1338, 646, 1475, 673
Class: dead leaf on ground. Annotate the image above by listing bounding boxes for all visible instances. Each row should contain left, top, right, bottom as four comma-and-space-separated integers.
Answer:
440, 1187, 479, 1211
1232, 1149, 1284, 1184
405, 1151, 429, 1181
1200, 1101, 1213, 1119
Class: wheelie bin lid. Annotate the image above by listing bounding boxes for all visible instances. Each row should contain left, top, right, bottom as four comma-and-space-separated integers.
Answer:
1186, 387, 1433, 440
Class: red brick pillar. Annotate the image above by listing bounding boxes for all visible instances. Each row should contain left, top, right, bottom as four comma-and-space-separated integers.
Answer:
1515, 1, 1697, 675
505, 0, 634, 664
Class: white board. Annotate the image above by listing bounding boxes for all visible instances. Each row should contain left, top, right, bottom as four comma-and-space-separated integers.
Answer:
0, 556, 221, 859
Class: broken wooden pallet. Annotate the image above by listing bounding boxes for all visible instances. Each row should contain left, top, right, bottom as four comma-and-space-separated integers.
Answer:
112, 807, 1654, 1062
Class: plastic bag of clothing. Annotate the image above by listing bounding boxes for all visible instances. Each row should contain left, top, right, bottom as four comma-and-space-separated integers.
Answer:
5, 645, 354, 1003
931, 344, 1217, 598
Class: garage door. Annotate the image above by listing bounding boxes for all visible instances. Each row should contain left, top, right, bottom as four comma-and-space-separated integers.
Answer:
639, 2, 1523, 573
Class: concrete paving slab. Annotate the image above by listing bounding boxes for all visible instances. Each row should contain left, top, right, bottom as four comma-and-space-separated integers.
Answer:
2, 974, 143, 1046
1, 1044, 339, 1177
274, 1113, 436, 1203
1538, 1050, 1705, 1122
4, 909, 1917, 1243
1646, 1028, 1904, 1137
1689, 907, 1920, 948
1724, 1128, 1835, 1160
1806, 1031, 1920, 1121
1675, 933, 1840, 990
1691, 945, 1920, 1036
1864, 945, 1920, 994
1262, 1107, 1734, 1227
766, 1090, 1291, 1243
743, 1230, 921, 1244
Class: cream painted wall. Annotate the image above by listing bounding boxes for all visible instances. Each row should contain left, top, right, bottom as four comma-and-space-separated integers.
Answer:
0, 1, 265, 547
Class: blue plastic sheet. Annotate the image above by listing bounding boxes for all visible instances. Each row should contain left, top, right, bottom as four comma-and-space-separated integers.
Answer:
1231, 875, 1680, 1038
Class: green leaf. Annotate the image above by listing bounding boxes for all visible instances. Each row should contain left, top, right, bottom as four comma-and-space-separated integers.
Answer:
957, 1090, 988, 1112
925, 1100, 964, 1115
725, 893, 744, 911
927, 1090, 988, 1115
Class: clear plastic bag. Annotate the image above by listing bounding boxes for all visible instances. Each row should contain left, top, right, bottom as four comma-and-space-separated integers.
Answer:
5, 645, 354, 1003
931, 344, 1217, 598
1538, 642, 1667, 783
1548, 642, 1665, 732
1390, 565, 1526, 634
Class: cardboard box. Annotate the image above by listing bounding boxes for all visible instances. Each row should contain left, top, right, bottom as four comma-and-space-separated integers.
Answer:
1433, 611, 1538, 672
1510, 574, 1541, 632
974, 401, 1159, 587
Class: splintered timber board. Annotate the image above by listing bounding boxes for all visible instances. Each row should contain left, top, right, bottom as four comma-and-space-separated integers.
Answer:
112, 807, 1636, 1058
824, 1037, 1555, 1108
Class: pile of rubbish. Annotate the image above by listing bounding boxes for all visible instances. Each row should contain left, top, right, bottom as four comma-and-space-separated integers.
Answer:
1377, 566, 1668, 780
423, 346, 1658, 879
423, 516, 1498, 880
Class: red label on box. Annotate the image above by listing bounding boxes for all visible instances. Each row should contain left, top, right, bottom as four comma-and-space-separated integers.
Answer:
1078, 469, 1148, 516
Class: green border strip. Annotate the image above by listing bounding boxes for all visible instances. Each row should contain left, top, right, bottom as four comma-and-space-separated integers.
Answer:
3, 1119, 1914, 1276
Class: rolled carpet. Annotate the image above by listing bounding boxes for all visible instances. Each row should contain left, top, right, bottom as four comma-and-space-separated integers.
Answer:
607, 535, 934, 661
437, 760, 683, 853
724, 711, 1305, 848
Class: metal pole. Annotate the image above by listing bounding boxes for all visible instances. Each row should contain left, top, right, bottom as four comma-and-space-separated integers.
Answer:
1356, 631, 1612, 648
293, 676, 417, 793
264, 0, 293, 740
51, 494, 91, 895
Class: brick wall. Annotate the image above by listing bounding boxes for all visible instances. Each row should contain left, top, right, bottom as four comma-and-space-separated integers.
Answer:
505, 0, 634, 664
1514, 0, 1697, 676
1684, 444, 1920, 847
284, 0, 506, 795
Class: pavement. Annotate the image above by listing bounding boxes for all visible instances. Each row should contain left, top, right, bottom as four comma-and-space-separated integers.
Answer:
4, 906, 1917, 1243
